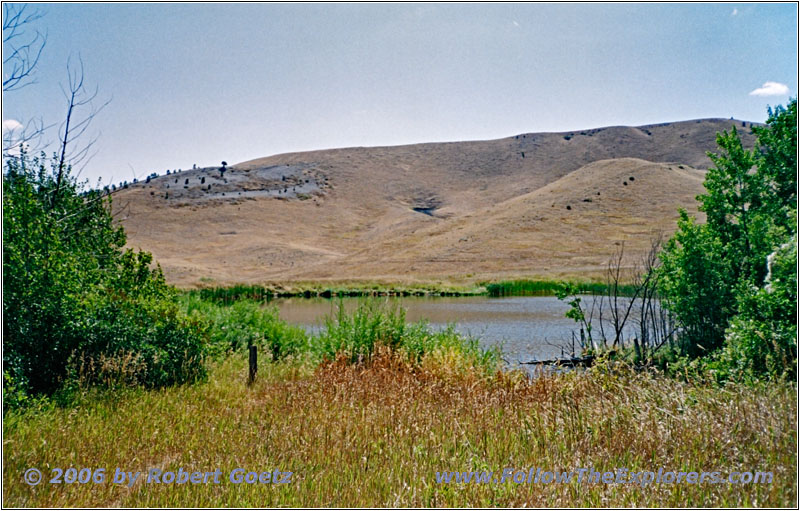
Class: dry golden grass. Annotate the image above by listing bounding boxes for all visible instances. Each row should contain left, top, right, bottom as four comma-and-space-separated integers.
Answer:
4, 351, 795, 507
114, 119, 758, 288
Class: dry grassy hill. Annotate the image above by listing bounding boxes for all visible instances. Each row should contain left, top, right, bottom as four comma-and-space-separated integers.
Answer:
115, 118, 758, 287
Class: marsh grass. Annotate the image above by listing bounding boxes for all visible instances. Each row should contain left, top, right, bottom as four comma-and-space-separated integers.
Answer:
190, 281, 484, 304
486, 279, 638, 297
180, 295, 499, 374
3, 353, 795, 507
186, 278, 638, 303
314, 299, 500, 372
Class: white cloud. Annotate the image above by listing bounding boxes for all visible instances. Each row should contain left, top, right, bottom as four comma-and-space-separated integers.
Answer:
749, 81, 790, 96
2, 119, 27, 156
731, 8, 738, 16
2, 119, 23, 134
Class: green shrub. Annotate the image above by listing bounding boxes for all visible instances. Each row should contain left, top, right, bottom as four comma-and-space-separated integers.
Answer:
658, 99, 797, 379
3, 151, 207, 408
181, 295, 308, 360
717, 238, 797, 382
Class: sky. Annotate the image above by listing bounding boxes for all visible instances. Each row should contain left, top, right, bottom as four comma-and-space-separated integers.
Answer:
2, 2, 798, 186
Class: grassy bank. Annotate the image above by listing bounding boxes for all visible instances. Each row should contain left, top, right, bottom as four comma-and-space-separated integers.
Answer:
187, 278, 639, 303
4, 297, 796, 507
188, 281, 486, 304
3, 353, 795, 507
485, 279, 638, 297
178, 295, 499, 370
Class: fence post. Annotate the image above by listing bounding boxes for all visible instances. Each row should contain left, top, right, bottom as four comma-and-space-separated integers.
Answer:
248, 344, 257, 385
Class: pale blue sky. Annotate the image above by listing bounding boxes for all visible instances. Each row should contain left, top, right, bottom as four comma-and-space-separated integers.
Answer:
2, 2, 797, 185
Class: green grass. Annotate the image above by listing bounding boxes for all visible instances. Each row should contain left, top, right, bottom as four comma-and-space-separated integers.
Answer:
3, 354, 795, 507
187, 278, 642, 304
188, 282, 485, 304
485, 279, 638, 297
179, 295, 499, 373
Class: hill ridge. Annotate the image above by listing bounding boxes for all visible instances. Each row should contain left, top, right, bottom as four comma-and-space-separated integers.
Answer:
116, 118, 757, 287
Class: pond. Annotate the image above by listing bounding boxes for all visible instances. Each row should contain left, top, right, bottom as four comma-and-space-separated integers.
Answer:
271, 295, 612, 370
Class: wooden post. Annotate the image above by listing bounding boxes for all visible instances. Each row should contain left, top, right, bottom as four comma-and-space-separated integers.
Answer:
248, 344, 257, 385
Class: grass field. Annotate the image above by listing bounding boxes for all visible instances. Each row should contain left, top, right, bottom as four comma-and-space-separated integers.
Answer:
3, 349, 795, 507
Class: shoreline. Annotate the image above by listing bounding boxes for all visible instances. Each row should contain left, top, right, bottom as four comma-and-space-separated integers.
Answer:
183, 278, 640, 302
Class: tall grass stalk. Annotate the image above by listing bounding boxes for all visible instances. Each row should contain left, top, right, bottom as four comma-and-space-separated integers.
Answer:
3, 355, 795, 507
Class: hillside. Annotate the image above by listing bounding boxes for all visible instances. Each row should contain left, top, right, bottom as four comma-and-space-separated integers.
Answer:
114, 118, 758, 287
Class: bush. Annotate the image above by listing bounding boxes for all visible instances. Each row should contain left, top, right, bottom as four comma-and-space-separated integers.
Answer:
3, 151, 207, 408
717, 238, 797, 382
181, 295, 308, 360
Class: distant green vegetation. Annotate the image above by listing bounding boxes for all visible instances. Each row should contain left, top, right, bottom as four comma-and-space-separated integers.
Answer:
485, 279, 637, 297
191, 279, 640, 303
189, 282, 485, 303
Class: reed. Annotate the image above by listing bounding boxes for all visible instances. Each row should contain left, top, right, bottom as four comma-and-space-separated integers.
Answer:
485, 279, 638, 297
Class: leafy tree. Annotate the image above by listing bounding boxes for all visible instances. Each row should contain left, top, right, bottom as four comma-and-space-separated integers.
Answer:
659, 99, 797, 379
717, 236, 797, 381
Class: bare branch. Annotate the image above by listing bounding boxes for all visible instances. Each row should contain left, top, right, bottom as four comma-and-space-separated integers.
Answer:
2, 4, 47, 92
52, 56, 111, 209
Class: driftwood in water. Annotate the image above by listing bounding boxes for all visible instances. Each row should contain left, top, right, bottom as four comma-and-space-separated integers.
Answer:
522, 355, 595, 368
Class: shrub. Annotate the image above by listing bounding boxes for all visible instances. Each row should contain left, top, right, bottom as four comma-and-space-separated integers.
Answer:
659, 99, 797, 379
717, 238, 797, 381
181, 295, 307, 360
3, 151, 207, 407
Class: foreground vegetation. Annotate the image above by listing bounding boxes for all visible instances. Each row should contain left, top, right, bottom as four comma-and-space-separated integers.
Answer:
179, 296, 498, 372
4, 352, 795, 507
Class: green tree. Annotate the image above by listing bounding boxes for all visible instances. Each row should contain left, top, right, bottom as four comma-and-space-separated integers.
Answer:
659, 99, 797, 378
718, 237, 797, 381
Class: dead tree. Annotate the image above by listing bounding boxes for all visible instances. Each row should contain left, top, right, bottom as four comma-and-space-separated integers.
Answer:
604, 242, 642, 348
632, 232, 677, 362
52, 57, 110, 208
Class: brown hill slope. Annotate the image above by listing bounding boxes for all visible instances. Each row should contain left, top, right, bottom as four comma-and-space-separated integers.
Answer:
115, 119, 756, 287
